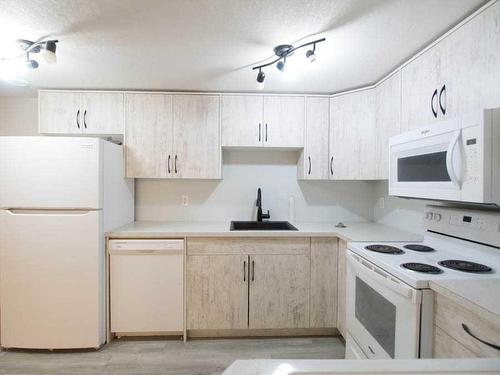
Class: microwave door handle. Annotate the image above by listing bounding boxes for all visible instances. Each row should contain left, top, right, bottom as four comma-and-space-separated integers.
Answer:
347, 253, 415, 300
446, 130, 462, 187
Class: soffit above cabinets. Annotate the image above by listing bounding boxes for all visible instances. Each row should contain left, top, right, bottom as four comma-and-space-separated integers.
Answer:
0, 0, 486, 96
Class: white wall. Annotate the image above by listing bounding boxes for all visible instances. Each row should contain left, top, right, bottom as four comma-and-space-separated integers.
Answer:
136, 150, 376, 222
372, 180, 430, 234
0, 97, 38, 136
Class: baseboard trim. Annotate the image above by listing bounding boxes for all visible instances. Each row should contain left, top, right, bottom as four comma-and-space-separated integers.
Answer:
187, 327, 339, 339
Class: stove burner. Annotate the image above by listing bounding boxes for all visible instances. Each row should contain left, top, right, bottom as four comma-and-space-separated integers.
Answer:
404, 244, 435, 252
365, 244, 404, 254
439, 260, 492, 273
401, 262, 443, 274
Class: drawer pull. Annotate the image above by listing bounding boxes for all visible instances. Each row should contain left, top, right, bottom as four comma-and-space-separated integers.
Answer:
462, 323, 500, 351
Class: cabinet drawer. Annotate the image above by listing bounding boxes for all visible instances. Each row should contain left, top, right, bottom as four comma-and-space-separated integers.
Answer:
433, 325, 477, 358
434, 294, 500, 357
187, 237, 310, 256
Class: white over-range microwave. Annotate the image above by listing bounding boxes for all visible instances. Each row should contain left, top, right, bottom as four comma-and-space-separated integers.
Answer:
389, 108, 500, 205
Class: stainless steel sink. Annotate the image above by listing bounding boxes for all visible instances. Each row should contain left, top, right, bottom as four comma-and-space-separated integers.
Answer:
230, 221, 298, 231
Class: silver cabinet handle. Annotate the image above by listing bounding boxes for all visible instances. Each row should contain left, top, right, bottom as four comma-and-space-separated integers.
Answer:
83, 110, 87, 129
174, 155, 178, 174
308, 156, 311, 175
167, 155, 171, 174
439, 84, 446, 115
265, 124, 268, 142
462, 323, 500, 351
330, 156, 334, 176
243, 260, 247, 282
76, 110, 80, 129
251, 260, 255, 281
258, 123, 261, 142
431, 88, 438, 118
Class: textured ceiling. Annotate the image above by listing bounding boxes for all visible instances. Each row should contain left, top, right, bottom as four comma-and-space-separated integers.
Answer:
0, 0, 486, 96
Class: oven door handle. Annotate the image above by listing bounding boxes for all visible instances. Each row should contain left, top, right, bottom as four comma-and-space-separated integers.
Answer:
347, 252, 415, 301
446, 130, 462, 188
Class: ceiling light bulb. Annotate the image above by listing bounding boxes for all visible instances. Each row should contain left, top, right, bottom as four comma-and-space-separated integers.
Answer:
256, 69, 265, 90
25, 59, 39, 69
40, 40, 57, 64
276, 60, 286, 72
306, 49, 316, 63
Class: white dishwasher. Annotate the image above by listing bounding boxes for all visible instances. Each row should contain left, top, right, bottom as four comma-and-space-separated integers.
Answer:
109, 239, 184, 336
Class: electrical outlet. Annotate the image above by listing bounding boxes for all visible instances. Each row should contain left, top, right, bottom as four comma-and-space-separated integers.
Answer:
378, 197, 385, 209
182, 195, 189, 206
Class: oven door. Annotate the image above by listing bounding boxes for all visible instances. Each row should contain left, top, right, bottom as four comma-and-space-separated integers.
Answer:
389, 118, 463, 201
346, 251, 422, 359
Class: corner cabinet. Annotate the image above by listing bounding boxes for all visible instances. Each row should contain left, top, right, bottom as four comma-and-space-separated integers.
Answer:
221, 95, 305, 148
298, 97, 330, 180
39, 91, 124, 135
124, 93, 221, 179
329, 89, 377, 180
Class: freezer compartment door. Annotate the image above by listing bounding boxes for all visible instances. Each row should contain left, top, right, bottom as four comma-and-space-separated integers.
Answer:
0, 137, 102, 209
0, 209, 104, 349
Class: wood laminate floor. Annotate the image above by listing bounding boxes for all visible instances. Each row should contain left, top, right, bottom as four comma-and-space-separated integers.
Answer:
0, 337, 345, 375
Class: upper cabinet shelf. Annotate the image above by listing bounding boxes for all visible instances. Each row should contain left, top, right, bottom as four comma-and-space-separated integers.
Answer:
221, 95, 305, 149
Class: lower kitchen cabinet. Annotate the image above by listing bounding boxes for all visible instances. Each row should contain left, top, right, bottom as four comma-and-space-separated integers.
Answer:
432, 292, 500, 358
186, 254, 248, 330
186, 237, 337, 334
248, 253, 310, 329
336, 239, 348, 337
310, 238, 338, 328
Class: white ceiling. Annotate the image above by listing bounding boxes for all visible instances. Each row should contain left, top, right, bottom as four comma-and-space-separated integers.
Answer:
0, 0, 486, 96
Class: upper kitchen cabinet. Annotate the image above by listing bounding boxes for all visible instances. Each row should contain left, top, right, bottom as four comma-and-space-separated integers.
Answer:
401, 2, 500, 132
329, 89, 377, 180
124, 93, 173, 178
125, 93, 221, 179
172, 95, 221, 179
263, 96, 305, 148
221, 95, 263, 147
39, 91, 124, 135
374, 71, 402, 179
298, 97, 330, 180
221, 95, 305, 148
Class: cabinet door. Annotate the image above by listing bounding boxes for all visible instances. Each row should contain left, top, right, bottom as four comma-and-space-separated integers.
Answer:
81, 92, 124, 135
249, 253, 310, 329
39, 91, 82, 134
221, 95, 263, 147
439, 2, 500, 119
337, 239, 347, 337
310, 238, 338, 328
172, 95, 221, 179
186, 254, 248, 330
401, 46, 443, 132
124, 94, 173, 178
329, 89, 376, 180
374, 71, 402, 179
299, 97, 329, 180
263, 96, 305, 147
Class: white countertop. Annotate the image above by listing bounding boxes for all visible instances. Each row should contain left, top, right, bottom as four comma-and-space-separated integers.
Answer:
222, 358, 500, 374
429, 279, 500, 326
107, 221, 422, 243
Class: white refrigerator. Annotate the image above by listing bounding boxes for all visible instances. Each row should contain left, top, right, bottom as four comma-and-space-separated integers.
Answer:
0, 136, 134, 349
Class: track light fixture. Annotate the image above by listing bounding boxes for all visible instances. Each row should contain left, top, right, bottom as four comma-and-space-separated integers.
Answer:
252, 37, 325, 88
256, 68, 265, 90
0, 38, 59, 86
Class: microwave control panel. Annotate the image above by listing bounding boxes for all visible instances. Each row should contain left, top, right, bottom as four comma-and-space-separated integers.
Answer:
461, 125, 481, 186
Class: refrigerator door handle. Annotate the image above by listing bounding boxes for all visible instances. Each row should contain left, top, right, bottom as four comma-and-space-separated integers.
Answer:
3, 209, 94, 215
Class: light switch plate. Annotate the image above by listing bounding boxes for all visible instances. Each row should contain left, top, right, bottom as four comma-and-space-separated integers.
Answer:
182, 195, 189, 206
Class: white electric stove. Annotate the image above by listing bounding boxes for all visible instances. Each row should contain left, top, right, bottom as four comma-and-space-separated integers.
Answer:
345, 206, 500, 360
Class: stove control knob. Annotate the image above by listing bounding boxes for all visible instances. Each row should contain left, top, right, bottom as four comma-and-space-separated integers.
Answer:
434, 213, 442, 222
426, 212, 434, 220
